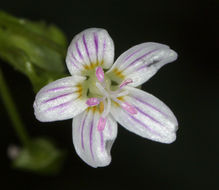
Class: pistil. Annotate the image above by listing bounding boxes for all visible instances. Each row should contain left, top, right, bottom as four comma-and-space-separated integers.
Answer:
86, 66, 137, 132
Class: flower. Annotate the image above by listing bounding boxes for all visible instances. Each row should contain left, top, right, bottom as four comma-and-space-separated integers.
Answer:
34, 28, 178, 168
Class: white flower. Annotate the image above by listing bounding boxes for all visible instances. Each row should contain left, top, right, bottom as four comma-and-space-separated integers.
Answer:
34, 28, 178, 168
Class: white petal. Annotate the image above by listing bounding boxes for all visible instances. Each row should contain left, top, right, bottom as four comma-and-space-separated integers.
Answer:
34, 76, 88, 122
66, 28, 114, 75
107, 42, 177, 87
111, 87, 178, 144
73, 109, 117, 168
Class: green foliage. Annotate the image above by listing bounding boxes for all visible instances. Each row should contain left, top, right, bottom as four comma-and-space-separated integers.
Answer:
0, 12, 68, 174
12, 138, 66, 175
0, 11, 68, 92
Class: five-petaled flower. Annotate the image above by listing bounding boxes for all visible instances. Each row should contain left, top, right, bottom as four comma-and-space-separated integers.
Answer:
34, 28, 178, 168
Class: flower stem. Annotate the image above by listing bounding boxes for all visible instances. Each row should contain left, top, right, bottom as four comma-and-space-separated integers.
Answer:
0, 68, 30, 146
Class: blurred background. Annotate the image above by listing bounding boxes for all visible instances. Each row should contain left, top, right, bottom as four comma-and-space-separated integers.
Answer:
0, 0, 218, 189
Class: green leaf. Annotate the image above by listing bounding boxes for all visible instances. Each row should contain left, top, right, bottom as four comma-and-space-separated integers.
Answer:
0, 11, 68, 92
12, 138, 66, 175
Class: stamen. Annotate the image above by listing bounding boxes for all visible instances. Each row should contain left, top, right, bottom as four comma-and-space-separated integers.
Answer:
86, 97, 100, 106
112, 97, 137, 115
121, 102, 137, 114
96, 66, 104, 82
95, 82, 111, 122
97, 117, 107, 131
112, 90, 129, 98
119, 78, 133, 89
96, 82, 109, 98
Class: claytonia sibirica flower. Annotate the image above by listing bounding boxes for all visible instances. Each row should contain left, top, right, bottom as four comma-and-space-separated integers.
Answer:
34, 28, 178, 168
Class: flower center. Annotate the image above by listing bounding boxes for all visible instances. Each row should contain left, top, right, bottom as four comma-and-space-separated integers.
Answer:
85, 66, 137, 131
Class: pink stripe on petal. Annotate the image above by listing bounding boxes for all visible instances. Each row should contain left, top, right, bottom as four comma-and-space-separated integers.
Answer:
76, 41, 84, 60
99, 131, 104, 152
71, 60, 80, 69
89, 119, 94, 160
83, 34, 91, 62
71, 52, 83, 67
43, 92, 73, 103
94, 32, 99, 58
136, 59, 160, 71
134, 97, 169, 118
136, 64, 148, 71
102, 39, 106, 61
68, 54, 80, 69
97, 117, 107, 131
46, 100, 72, 112
124, 46, 145, 62
135, 107, 164, 126
81, 112, 88, 150
129, 114, 162, 137
125, 49, 159, 69
46, 86, 70, 92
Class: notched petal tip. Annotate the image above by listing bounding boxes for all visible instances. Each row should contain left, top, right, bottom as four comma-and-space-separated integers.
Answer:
73, 111, 117, 168
164, 133, 177, 144
111, 87, 178, 145
108, 42, 178, 87
169, 49, 178, 59
162, 48, 178, 64
155, 122, 178, 144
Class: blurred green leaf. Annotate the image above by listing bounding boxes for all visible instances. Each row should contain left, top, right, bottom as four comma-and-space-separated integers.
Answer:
12, 138, 66, 175
0, 11, 68, 92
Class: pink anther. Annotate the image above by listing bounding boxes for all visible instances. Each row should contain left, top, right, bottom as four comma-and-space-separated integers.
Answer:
119, 78, 133, 89
96, 66, 105, 83
97, 117, 107, 131
121, 102, 137, 114
86, 97, 100, 106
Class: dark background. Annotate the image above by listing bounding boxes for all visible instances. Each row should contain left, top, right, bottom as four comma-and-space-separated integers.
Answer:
0, 0, 218, 189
